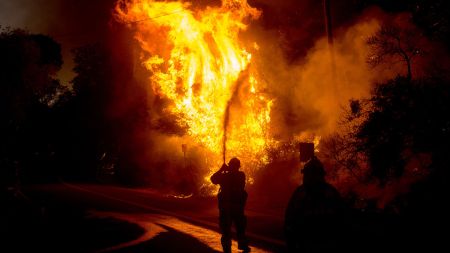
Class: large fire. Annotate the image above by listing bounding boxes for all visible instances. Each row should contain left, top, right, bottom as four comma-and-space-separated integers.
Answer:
115, 0, 275, 189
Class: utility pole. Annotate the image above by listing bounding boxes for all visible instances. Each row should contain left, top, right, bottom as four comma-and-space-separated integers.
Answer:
323, 0, 334, 46
323, 0, 338, 94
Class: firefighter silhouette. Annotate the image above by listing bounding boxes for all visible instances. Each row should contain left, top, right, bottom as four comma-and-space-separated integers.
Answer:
211, 157, 250, 253
284, 156, 344, 252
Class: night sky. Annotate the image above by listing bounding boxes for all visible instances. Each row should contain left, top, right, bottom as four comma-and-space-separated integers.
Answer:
0, 0, 115, 82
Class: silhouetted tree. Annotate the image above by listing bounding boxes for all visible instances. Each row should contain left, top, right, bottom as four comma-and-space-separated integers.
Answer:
360, 75, 450, 249
356, 76, 450, 181
52, 43, 116, 181
329, 74, 450, 186
322, 16, 450, 216
367, 25, 424, 81
1, 28, 64, 187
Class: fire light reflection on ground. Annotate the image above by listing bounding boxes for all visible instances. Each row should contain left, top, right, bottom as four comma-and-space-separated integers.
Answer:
93, 211, 270, 253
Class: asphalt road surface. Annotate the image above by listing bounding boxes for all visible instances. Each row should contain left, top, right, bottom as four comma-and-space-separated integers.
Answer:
9, 183, 287, 253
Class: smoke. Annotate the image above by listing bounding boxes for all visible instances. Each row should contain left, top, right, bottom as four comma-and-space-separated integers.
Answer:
311, 9, 449, 208
230, 9, 385, 204
243, 6, 449, 206
0, 0, 58, 32
249, 6, 447, 140
246, 15, 383, 139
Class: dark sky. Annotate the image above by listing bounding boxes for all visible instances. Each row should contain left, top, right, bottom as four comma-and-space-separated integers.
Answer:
0, 0, 116, 83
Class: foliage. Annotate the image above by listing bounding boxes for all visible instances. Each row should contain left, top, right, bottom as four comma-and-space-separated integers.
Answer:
367, 25, 424, 81
1, 28, 64, 186
356, 76, 450, 180
329, 75, 450, 187
0, 28, 119, 185
53, 43, 116, 181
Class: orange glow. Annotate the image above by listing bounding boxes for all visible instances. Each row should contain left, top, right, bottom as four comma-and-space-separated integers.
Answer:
115, 0, 274, 191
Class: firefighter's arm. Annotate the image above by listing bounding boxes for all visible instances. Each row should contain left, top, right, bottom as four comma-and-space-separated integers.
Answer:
210, 163, 228, 184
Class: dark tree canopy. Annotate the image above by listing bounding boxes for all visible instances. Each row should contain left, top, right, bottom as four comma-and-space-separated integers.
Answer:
1, 28, 64, 186
355, 76, 450, 182
52, 43, 116, 181
0, 28, 62, 104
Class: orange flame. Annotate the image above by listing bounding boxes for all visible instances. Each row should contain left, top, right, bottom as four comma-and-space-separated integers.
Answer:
115, 0, 274, 191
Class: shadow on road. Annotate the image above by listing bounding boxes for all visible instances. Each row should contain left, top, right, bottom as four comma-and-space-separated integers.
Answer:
109, 223, 220, 253
4, 198, 145, 253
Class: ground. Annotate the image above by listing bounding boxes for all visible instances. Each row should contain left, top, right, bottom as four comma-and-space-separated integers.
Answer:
3, 182, 285, 253
4, 182, 443, 252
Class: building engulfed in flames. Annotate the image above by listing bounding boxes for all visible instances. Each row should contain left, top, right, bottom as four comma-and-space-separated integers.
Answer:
115, 0, 278, 189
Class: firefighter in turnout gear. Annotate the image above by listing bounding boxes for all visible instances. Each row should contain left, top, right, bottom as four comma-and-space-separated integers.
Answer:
284, 156, 345, 252
211, 157, 250, 253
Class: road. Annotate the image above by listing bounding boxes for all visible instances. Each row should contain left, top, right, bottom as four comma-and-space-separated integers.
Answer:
14, 182, 287, 253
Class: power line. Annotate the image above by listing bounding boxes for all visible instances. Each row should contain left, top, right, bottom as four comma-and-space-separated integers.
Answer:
123, 9, 185, 24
